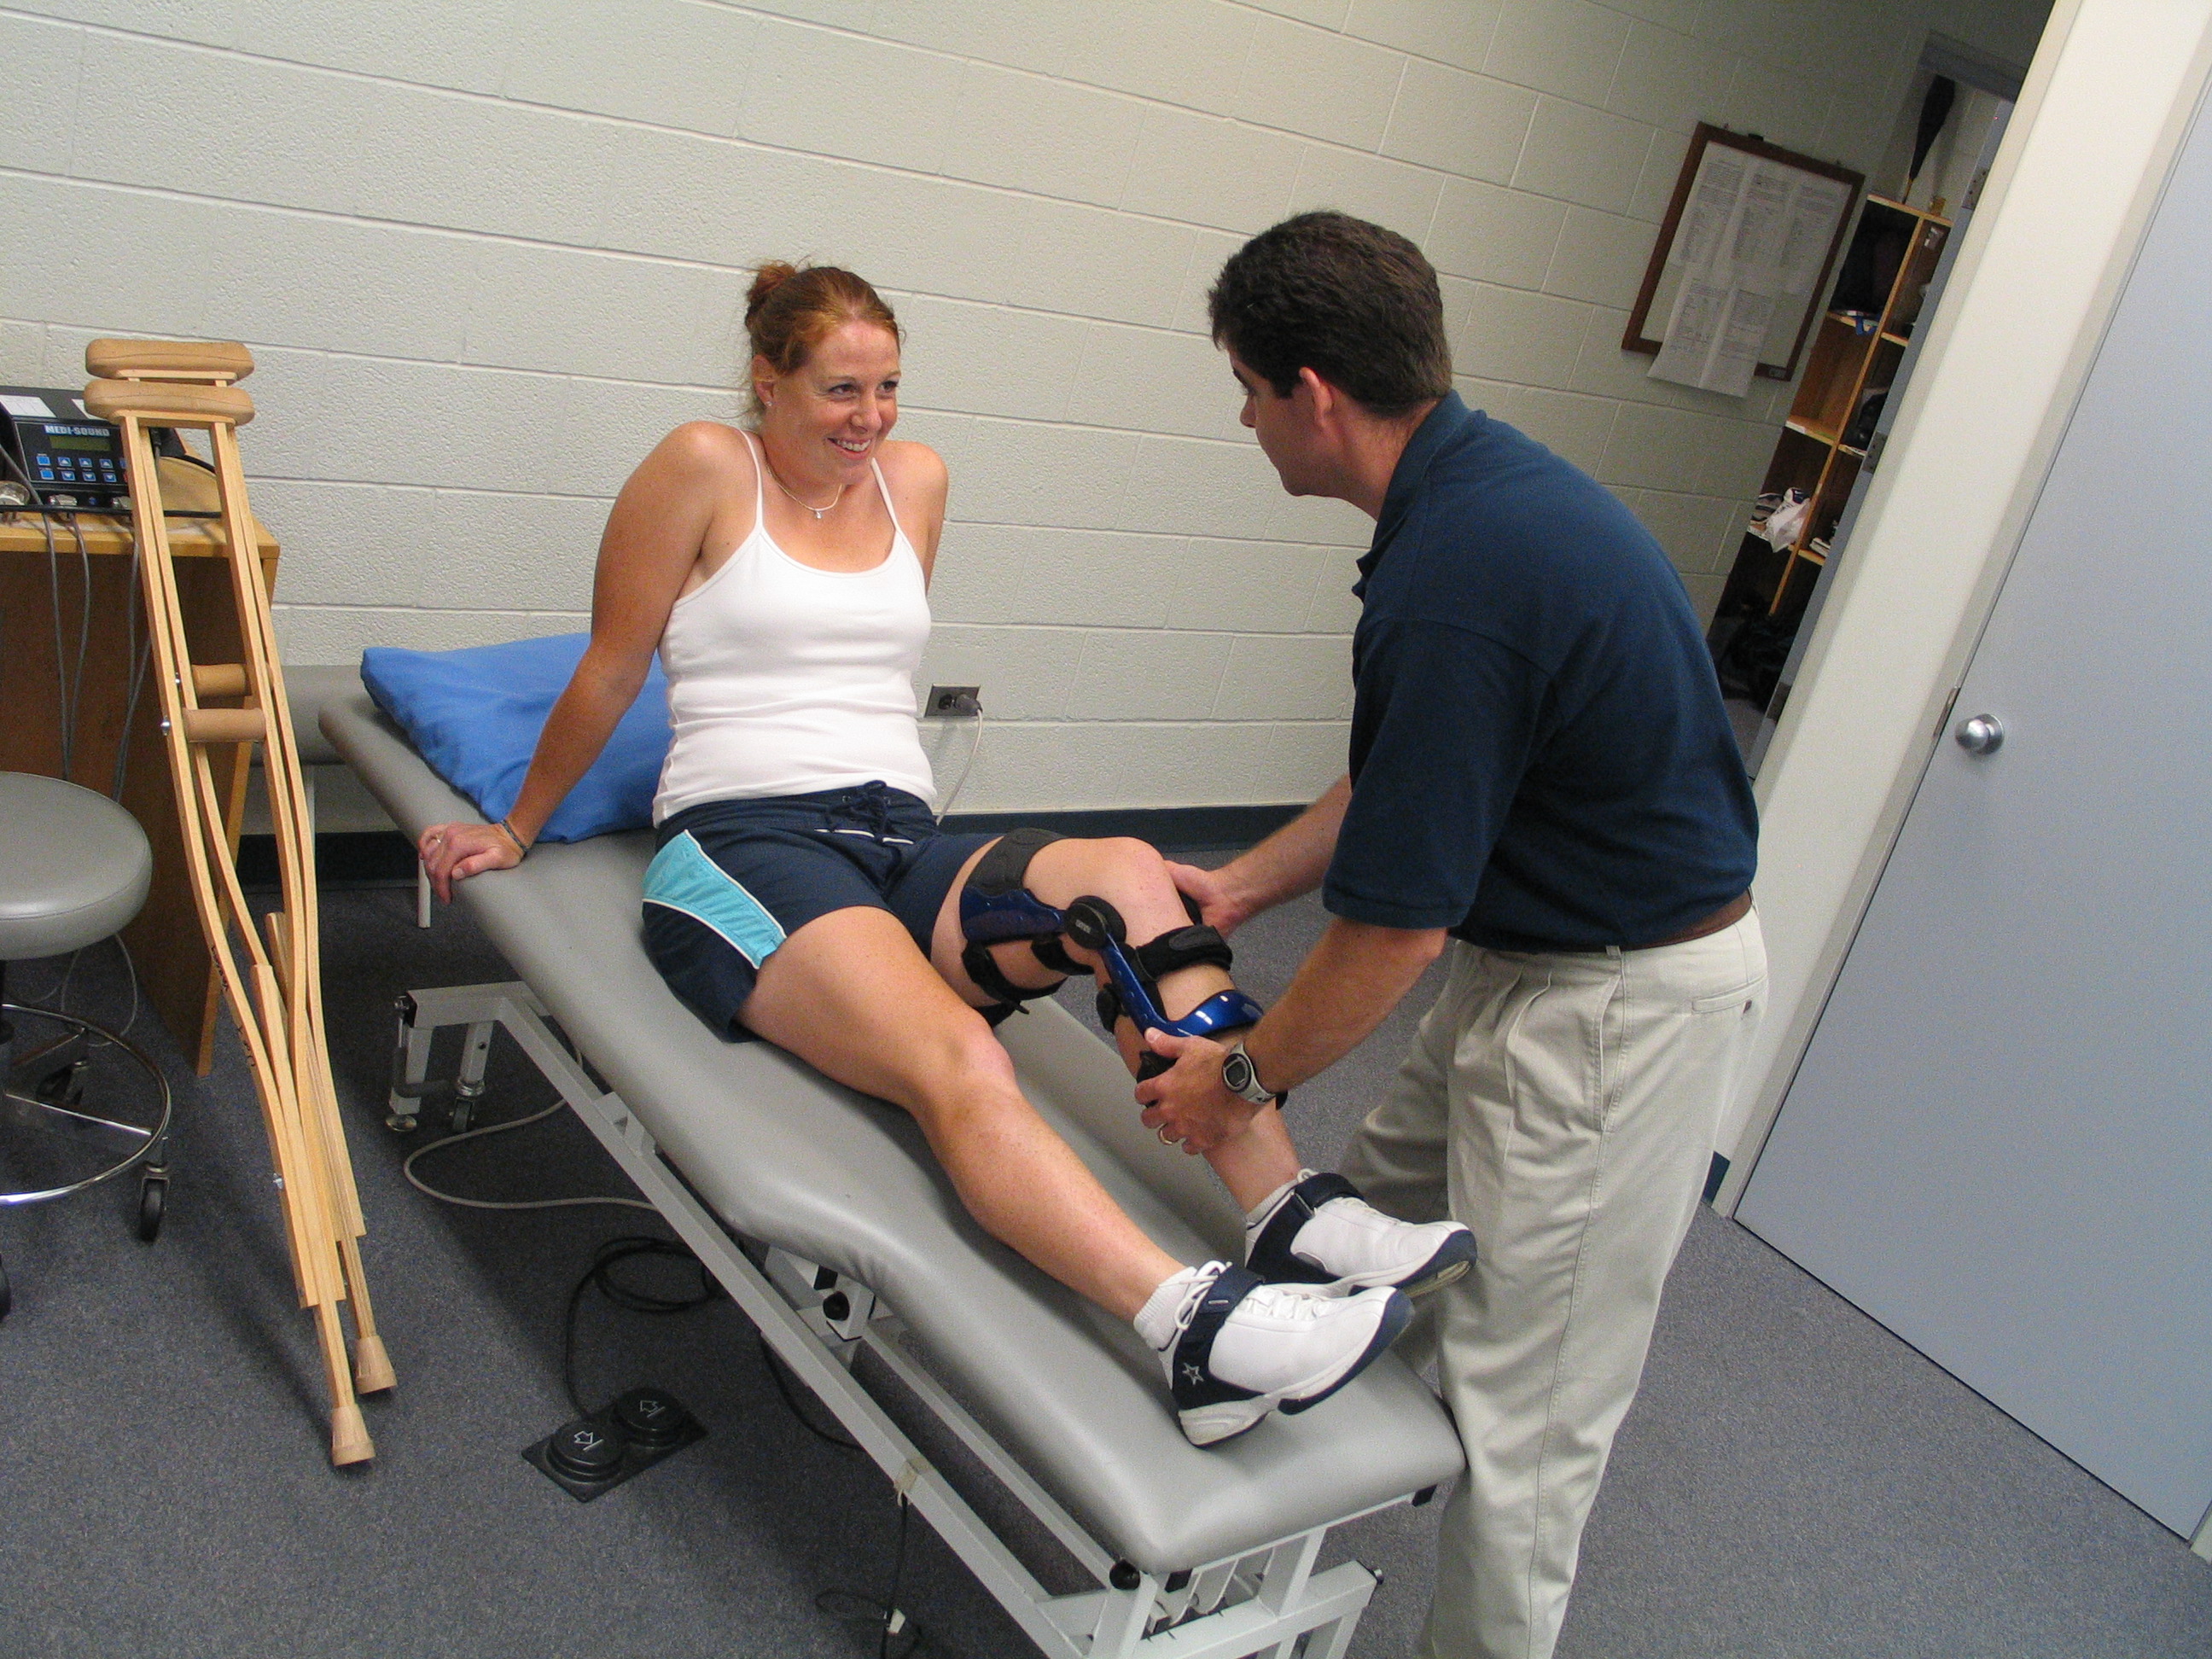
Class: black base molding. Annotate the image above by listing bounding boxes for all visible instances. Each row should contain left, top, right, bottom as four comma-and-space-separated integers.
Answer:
940, 803, 1303, 847
238, 805, 1305, 890
238, 830, 422, 888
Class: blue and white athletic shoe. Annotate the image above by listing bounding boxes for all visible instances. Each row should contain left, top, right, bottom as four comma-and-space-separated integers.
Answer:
1140, 1262, 1410, 1447
1245, 1171, 1476, 1298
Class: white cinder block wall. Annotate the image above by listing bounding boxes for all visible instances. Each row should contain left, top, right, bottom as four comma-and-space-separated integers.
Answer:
3, 0, 2047, 813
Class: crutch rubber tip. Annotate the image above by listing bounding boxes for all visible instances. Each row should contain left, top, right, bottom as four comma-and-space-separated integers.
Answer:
330, 1405, 375, 1466
353, 1334, 397, 1395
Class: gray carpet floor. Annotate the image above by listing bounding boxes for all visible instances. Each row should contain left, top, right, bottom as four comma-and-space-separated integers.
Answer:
2, 865, 2207, 1658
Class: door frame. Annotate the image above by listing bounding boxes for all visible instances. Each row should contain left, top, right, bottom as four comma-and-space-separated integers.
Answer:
1714, 0, 2212, 1220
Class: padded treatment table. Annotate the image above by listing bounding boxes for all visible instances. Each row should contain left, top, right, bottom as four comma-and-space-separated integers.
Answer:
323, 689, 1463, 1658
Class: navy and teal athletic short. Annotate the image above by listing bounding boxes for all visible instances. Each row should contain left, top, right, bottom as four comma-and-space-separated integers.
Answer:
642, 781, 994, 1041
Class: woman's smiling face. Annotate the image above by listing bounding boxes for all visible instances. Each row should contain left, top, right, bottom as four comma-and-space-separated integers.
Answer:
755, 318, 901, 484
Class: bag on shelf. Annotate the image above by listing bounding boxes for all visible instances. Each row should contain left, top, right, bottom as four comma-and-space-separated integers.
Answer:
1756, 487, 1813, 549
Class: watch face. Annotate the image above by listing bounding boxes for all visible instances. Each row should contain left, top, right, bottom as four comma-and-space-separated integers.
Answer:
1222, 1051, 1254, 1094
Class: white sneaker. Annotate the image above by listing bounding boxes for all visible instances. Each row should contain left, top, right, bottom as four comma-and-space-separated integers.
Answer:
1244, 1171, 1476, 1297
1134, 1262, 1411, 1446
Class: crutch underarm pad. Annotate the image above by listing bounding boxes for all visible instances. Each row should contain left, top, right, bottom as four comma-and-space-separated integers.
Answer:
85, 338, 256, 381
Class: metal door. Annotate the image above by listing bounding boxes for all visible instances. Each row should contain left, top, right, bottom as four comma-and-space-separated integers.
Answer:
1738, 90, 2212, 1539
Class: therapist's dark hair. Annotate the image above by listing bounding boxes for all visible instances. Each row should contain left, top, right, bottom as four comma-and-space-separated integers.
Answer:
1208, 212, 1451, 418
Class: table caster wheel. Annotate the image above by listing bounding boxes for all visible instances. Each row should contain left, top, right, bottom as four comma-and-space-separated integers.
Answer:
137, 1174, 166, 1243
449, 1099, 474, 1135
384, 1113, 417, 1134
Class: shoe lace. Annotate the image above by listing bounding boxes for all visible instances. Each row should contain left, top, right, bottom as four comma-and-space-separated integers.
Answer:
1245, 1281, 1330, 1324
1170, 1264, 1330, 1342
1166, 1263, 1225, 1339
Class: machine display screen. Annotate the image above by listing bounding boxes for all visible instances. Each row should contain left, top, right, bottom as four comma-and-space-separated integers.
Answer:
46, 435, 114, 453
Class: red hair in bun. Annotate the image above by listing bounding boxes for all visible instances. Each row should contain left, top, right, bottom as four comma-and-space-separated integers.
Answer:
744, 261, 901, 419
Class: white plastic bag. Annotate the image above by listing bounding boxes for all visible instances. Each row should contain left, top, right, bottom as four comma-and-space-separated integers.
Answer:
1760, 487, 1812, 549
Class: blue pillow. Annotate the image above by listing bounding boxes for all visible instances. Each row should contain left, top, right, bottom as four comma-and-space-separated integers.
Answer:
361, 633, 670, 842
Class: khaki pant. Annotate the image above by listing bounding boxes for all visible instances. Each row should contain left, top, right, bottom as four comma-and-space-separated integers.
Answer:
1341, 915, 1766, 1659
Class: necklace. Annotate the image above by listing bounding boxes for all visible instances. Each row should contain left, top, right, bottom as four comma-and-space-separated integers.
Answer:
760, 450, 846, 520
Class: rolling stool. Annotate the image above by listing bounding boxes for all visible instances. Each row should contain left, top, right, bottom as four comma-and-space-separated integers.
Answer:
0, 772, 173, 1320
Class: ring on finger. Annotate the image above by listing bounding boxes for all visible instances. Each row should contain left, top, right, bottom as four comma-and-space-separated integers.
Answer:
1157, 1127, 1177, 1146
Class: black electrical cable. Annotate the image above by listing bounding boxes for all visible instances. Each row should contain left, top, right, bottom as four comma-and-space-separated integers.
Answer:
559, 1235, 721, 1419
561, 1236, 940, 1651
814, 1493, 939, 1659
111, 522, 151, 804
41, 511, 70, 780
880, 1493, 913, 1659
64, 512, 93, 774
758, 1333, 863, 1452
410, 1059, 926, 1651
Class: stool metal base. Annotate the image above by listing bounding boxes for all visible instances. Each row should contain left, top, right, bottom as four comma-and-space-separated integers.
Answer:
1, 1001, 172, 1205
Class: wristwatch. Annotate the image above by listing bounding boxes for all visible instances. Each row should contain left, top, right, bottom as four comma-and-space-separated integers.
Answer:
1220, 1041, 1284, 1108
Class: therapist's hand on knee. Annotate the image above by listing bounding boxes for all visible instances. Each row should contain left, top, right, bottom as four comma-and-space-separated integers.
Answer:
1165, 861, 1254, 936
1136, 1031, 1260, 1154
418, 821, 521, 903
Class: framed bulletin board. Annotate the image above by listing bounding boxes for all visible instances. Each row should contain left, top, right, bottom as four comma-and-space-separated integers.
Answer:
1623, 124, 1863, 395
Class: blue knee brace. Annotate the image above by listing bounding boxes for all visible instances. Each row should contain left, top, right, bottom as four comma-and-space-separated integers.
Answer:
1060, 896, 1264, 1061
957, 833, 1262, 1054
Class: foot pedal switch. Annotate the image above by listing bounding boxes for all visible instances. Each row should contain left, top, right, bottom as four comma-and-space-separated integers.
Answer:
523, 1385, 706, 1502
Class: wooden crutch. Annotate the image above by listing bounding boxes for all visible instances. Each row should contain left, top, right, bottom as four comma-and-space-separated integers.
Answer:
84, 341, 394, 1467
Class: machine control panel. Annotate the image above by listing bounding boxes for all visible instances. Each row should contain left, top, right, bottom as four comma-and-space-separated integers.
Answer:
0, 387, 130, 514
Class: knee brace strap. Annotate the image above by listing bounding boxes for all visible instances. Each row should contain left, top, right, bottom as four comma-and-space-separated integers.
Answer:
960, 828, 1065, 945
959, 827, 1074, 1012
1133, 923, 1234, 981
1092, 923, 1236, 1025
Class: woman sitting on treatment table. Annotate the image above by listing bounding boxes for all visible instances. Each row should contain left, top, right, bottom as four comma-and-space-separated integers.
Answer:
417, 261, 1472, 1445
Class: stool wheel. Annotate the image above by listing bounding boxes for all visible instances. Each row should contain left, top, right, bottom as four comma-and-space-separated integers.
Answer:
137, 1174, 166, 1243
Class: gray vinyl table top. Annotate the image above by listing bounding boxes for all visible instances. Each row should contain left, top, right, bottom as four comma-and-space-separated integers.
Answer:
321, 689, 1463, 1573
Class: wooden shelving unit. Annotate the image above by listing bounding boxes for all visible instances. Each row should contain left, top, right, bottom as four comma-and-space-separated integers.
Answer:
1705, 193, 1953, 711
1752, 195, 1953, 614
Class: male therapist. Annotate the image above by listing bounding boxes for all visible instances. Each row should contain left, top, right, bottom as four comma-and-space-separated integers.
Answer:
1138, 211, 1765, 1659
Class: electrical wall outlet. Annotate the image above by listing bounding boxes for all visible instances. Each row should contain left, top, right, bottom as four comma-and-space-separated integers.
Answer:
925, 684, 981, 718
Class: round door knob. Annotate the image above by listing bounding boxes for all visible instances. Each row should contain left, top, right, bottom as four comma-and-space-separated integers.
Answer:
1954, 713, 2004, 754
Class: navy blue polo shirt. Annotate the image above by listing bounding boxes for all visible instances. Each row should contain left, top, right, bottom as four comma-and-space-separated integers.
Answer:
1324, 393, 1757, 952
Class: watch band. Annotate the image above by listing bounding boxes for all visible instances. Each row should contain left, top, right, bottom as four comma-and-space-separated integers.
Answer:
1220, 1040, 1284, 1107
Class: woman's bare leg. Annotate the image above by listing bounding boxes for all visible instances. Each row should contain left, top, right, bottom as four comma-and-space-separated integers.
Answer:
740, 905, 1184, 1319
928, 836, 1302, 1213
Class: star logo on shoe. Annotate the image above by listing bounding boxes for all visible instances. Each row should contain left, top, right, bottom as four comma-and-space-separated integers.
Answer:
1180, 1362, 1205, 1388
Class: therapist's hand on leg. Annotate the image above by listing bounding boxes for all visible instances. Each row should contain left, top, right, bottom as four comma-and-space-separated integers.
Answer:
417, 821, 521, 902
1164, 861, 1256, 936
1137, 1031, 1260, 1155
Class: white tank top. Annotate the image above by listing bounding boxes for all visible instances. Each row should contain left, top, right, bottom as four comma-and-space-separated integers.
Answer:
652, 432, 935, 823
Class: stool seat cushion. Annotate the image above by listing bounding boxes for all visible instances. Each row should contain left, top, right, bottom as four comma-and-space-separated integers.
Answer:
0, 775, 153, 961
